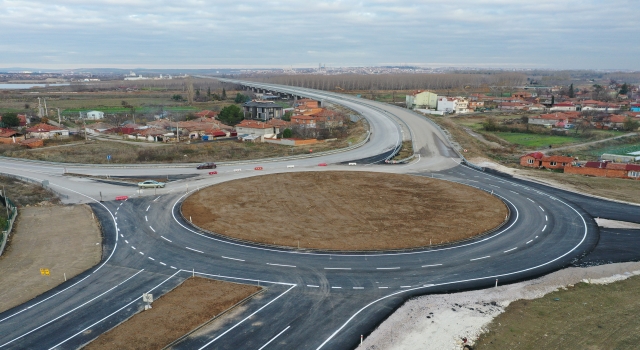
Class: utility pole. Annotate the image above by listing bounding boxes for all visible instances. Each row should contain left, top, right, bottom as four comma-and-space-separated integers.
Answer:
43, 98, 48, 117
57, 108, 61, 125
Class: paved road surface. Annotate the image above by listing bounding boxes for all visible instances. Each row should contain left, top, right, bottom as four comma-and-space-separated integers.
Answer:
0, 80, 636, 349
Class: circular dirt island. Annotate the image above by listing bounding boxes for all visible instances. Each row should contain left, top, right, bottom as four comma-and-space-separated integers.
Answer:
182, 171, 508, 251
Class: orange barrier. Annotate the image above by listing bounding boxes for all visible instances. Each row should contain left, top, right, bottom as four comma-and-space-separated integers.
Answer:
115, 196, 128, 201
209, 171, 218, 175
318, 163, 327, 166
255, 167, 264, 170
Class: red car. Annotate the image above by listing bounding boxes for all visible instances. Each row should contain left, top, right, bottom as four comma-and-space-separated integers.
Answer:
197, 162, 217, 169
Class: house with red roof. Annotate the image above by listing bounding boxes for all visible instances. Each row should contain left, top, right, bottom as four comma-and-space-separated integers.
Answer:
520, 152, 544, 167
194, 110, 218, 119
520, 152, 574, 169
235, 120, 280, 142
528, 113, 570, 127
0, 128, 25, 144
26, 123, 69, 139
550, 102, 577, 112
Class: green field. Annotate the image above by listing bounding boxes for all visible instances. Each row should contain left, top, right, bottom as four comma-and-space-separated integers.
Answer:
493, 132, 581, 148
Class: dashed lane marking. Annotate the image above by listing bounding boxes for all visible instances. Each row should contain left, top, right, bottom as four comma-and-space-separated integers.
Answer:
307, 285, 319, 288
422, 264, 443, 267
161, 236, 172, 242
160, 262, 166, 266
324, 268, 351, 270
148, 257, 155, 261
146, 205, 150, 211
539, 206, 545, 212
376, 267, 400, 270
331, 286, 342, 289
186, 247, 204, 253
222, 256, 245, 262
353, 287, 364, 289
267, 263, 296, 268
526, 240, 533, 244
149, 226, 155, 232
125, 240, 129, 244
504, 247, 517, 253
470, 256, 490, 261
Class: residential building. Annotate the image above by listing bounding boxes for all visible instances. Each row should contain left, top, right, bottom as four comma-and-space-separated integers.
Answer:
296, 98, 320, 109
242, 100, 283, 121
290, 115, 316, 128
86, 111, 104, 120
520, 152, 544, 167
405, 90, 437, 109
437, 97, 470, 114
0, 114, 28, 126
468, 101, 485, 111
235, 120, 280, 141
498, 102, 529, 110
26, 123, 69, 139
0, 128, 24, 144
564, 161, 640, 179
528, 113, 570, 127
520, 152, 574, 169
550, 102, 577, 112
194, 110, 218, 119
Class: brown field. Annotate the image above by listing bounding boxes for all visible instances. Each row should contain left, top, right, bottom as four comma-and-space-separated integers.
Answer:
84, 277, 261, 350
182, 171, 508, 250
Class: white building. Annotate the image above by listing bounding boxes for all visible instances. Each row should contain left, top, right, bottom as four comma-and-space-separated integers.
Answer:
86, 111, 104, 120
437, 97, 470, 114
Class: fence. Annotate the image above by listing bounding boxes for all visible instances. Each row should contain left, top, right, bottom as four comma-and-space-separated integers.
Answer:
0, 194, 18, 257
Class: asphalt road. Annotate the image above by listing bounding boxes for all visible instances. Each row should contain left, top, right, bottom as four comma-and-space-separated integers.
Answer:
0, 80, 636, 349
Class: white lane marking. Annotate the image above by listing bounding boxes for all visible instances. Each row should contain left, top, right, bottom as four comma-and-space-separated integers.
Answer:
400, 286, 411, 288
125, 240, 129, 244
146, 205, 150, 211
378, 287, 388, 289
545, 215, 548, 221
119, 203, 123, 206
267, 263, 296, 268
526, 198, 534, 202
539, 206, 545, 212
535, 235, 539, 238
170, 266, 177, 269
307, 285, 319, 288
470, 256, 490, 261
222, 256, 245, 262
0, 269, 144, 348
526, 240, 533, 244
504, 247, 517, 253
324, 268, 351, 270
153, 196, 160, 202
145, 216, 148, 222
542, 225, 547, 232
131, 246, 136, 250
509, 190, 518, 194
45, 270, 180, 350
197, 284, 296, 350
149, 226, 155, 232
422, 264, 443, 267
257, 326, 291, 350
186, 247, 204, 253
139, 252, 144, 255
148, 257, 155, 261
353, 287, 364, 289
331, 286, 342, 289
161, 236, 172, 242
120, 234, 123, 238
160, 262, 166, 266
487, 184, 500, 188
376, 267, 400, 270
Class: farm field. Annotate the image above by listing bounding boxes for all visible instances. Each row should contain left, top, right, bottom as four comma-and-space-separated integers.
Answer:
493, 132, 581, 148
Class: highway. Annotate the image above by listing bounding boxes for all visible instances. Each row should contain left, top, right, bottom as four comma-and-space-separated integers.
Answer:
0, 80, 637, 349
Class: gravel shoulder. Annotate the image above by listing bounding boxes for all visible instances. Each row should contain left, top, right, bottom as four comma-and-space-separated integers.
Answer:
0, 205, 101, 313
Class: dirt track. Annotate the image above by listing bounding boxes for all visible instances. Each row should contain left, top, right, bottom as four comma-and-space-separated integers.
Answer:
182, 171, 508, 250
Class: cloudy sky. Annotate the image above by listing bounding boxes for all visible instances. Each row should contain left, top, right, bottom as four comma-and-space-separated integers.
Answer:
0, 0, 638, 70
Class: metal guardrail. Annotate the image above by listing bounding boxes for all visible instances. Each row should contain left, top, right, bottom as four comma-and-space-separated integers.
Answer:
0, 194, 18, 257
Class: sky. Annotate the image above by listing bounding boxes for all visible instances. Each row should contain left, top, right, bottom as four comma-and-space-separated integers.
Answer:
0, 0, 638, 70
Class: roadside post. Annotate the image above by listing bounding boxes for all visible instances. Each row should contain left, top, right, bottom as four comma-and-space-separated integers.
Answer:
107, 154, 111, 164
142, 293, 153, 310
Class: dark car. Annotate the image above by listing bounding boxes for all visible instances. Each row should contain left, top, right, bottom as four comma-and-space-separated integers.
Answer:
197, 162, 217, 169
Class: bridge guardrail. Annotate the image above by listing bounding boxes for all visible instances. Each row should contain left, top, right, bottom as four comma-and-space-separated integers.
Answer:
0, 194, 18, 257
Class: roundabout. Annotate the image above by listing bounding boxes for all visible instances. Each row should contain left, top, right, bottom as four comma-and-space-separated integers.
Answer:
0, 79, 632, 350
181, 171, 508, 250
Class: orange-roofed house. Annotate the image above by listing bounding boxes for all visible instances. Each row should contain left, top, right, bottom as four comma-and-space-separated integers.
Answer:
541, 155, 575, 169
290, 115, 316, 128
0, 128, 25, 144
235, 120, 280, 141
296, 98, 320, 109
520, 152, 544, 167
26, 123, 69, 139
194, 110, 218, 119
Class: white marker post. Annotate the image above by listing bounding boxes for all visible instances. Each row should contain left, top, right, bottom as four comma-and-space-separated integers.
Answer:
142, 293, 153, 310
495, 279, 498, 288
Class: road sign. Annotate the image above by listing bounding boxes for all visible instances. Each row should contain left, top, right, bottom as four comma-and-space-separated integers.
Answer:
142, 293, 153, 303
107, 154, 111, 160
40, 268, 50, 276
42, 180, 49, 187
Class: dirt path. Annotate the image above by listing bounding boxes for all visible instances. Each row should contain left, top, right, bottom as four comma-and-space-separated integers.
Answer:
182, 171, 508, 250
0, 205, 101, 313
540, 132, 638, 154
84, 277, 261, 350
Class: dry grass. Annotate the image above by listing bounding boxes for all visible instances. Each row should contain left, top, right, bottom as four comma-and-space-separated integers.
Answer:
0, 175, 60, 209
182, 172, 508, 250
84, 277, 261, 350
475, 276, 640, 349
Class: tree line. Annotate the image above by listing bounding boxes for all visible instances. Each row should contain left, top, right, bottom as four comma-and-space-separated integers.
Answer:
244, 72, 527, 91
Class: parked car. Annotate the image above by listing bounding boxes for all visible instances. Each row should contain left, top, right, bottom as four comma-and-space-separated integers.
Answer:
197, 162, 217, 169
138, 180, 166, 188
